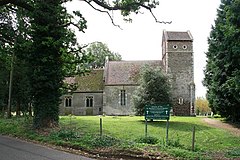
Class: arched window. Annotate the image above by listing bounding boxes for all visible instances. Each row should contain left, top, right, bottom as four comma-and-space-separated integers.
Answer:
65, 96, 72, 107
86, 96, 93, 107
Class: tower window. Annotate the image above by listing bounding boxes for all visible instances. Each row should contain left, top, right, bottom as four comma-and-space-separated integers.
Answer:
173, 45, 178, 49
65, 96, 72, 107
178, 97, 184, 105
182, 45, 187, 49
86, 96, 93, 107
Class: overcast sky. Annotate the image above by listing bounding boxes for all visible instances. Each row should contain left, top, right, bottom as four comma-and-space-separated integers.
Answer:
66, 0, 221, 98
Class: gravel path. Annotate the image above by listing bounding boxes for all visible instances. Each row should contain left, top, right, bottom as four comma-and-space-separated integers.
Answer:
202, 118, 240, 136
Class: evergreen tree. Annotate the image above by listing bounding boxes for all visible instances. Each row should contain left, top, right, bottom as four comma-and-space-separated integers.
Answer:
133, 66, 171, 115
204, 0, 240, 122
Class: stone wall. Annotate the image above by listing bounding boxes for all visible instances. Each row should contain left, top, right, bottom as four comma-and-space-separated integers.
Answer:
166, 41, 195, 116
103, 85, 136, 115
59, 92, 103, 116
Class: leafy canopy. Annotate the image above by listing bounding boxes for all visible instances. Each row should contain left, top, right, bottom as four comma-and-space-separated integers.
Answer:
195, 97, 211, 115
85, 41, 122, 68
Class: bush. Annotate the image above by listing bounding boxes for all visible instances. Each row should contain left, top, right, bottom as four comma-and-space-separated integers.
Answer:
167, 138, 182, 148
50, 129, 77, 140
227, 148, 240, 158
132, 66, 172, 115
136, 136, 159, 144
90, 135, 119, 148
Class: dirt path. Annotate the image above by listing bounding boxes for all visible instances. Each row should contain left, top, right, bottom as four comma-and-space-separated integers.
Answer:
202, 118, 240, 136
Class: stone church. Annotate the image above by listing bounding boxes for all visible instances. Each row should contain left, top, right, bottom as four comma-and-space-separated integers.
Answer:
60, 30, 195, 116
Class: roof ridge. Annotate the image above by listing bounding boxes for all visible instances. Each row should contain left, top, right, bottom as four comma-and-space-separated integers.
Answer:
108, 60, 162, 63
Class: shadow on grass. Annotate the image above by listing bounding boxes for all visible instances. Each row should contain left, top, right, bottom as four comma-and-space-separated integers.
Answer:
138, 120, 212, 131
222, 121, 240, 129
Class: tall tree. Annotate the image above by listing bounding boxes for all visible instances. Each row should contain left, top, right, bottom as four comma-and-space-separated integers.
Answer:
0, 5, 16, 117
29, 0, 68, 128
0, 49, 10, 114
0, 5, 33, 117
195, 97, 211, 115
0, 0, 165, 128
86, 41, 122, 68
204, 0, 240, 122
133, 65, 172, 115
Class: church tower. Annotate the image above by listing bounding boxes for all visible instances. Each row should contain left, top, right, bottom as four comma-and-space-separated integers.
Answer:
162, 30, 195, 116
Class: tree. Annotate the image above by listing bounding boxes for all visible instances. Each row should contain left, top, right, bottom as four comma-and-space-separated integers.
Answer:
204, 0, 240, 122
195, 97, 211, 115
0, 0, 166, 128
86, 41, 122, 68
133, 65, 171, 115
0, 5, 17, 117
0, 49, 10, 115
0, 5, 33, 117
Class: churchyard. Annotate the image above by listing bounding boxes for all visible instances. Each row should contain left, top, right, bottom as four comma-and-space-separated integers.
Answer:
0, 116, 239, 159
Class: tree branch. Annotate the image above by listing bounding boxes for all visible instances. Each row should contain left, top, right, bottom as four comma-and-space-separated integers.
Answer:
82, 0, 122, 29
60, 21, 86, 32
83, 0, 171, 24
0, 0, 34, 11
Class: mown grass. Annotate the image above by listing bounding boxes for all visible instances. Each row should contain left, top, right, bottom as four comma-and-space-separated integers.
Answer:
0, 115, 239, 160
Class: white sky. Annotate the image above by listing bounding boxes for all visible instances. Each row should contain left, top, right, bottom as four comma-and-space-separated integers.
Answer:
66, 0, 221, 98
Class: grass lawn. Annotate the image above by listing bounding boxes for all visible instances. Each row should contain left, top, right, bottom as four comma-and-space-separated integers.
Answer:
0, 116, 239, 159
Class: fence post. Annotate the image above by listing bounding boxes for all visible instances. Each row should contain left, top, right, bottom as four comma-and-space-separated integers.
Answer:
166, 119, 169, 145
100, 117, 103, 137
145, 119, 148, 138
192, 126, 195, 151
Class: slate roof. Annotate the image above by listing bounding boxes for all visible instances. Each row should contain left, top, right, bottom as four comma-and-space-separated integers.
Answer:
163, 30, 193, 41
105, 60, 163, 85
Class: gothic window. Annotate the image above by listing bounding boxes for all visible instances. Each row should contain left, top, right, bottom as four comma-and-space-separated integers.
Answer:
86, 96, 93, 107
65, 96, 72, 107
120, 90, 126, 106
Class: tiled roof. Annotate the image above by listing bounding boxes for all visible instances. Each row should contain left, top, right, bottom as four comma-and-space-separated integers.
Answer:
163, 30, 193, 41
65, 69, 104, 91
105, 60, 163, 85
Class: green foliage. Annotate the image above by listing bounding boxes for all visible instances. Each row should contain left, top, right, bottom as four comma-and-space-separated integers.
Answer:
167, 136, 182, 148
195, 97, 211, 115
0, 5, 33, 116
85, 41, 122, 68
167, 148, 203, 160
133, 65, 172, 115
226, 148, 240, 158
91, 135, 119, 148
204, 0, 240, 122
1, 116, 240, 159
50, 129, 77, 140
136, 136, 159, 144
0, 0, 161, 128
0, 53, 10, 111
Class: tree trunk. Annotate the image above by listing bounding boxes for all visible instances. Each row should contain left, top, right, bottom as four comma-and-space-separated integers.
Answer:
28, 103, 32, 117
30, 0, 64, 128
16, 100, 21, 116
7, 53, 14, 118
